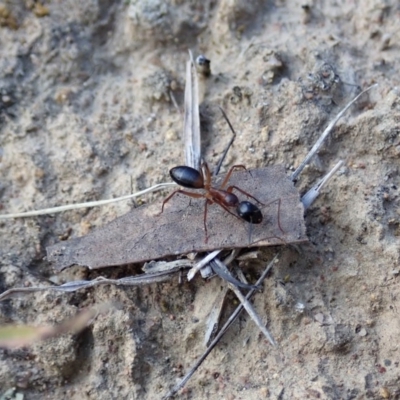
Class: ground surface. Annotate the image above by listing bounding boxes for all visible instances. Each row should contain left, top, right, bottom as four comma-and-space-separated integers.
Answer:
0, 1, 400, 399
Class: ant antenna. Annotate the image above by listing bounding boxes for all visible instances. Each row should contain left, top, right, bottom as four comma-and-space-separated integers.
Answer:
215, 108, 253, 179
214, 107, 237, 176
248, 221, 253, 244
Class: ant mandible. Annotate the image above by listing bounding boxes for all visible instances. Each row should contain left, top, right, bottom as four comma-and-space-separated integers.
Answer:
160, 162, 264, 242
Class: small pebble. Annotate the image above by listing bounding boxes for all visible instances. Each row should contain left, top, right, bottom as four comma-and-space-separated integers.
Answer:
196, 55, 211, 77
379, 387, 390, 399
33, 3, 50, 17
165, 129, 178, 141
358, 328, 367, 337
314, 313, 324, 324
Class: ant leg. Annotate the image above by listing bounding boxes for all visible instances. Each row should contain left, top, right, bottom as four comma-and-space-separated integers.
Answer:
160, 190, 205, 213
213, 198, 243, 221
214, 107, 237, 176
203, 199, 209, 243
226, 185, 265, 205
219, 165, 249, 189
262, 198, 284, 234
276, 198, 284, 234
248, 221, 253, 244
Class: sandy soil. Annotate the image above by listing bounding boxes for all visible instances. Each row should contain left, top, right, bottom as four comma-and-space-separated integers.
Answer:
1, 1, 400, 399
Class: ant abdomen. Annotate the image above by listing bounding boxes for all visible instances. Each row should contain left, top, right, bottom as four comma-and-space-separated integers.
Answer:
237, 201, 263, 224
170, 166, 204, 189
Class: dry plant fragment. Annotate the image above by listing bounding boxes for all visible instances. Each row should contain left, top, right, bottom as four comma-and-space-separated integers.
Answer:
0, 303, 112, 349
291, 84, 377, 181
46, 166, 306, 270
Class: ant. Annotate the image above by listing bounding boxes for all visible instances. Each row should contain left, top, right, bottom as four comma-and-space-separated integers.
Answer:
160, 161, 264, 242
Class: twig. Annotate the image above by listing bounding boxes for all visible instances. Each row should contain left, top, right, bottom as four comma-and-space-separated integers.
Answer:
203, 249, 241, 345
0, 269, 183, 301
212, 258, 276, 345
187, 250, 221, 281
301, 160, 343, 210
291, 84, 377, 182
0, 182, 176, 219
184, 50, 201, 171
204, 287, 228, 346
210, 258, 259, 290
169, 90, 181, 113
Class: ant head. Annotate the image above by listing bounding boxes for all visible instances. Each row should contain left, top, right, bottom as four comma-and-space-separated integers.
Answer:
237, 201, 263, 224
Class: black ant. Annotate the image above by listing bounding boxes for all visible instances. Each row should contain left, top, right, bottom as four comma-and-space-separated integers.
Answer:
160, 162, 264, 242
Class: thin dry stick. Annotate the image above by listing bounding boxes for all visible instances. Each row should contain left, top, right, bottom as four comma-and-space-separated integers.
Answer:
210, 259, 259, 290
184, 50, 201, 171
212, 258, 276, 346
0, 182, 176, 219
204, 287, 229, 346
162, 251, 280, 400
291, 84, 377, 181
169, 90, 181, 113
0, 268, 184, 301
203, 249, 241, 345
187, 250, 222, 281
301, 160, 343, 209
